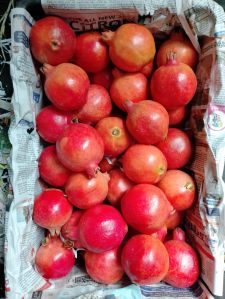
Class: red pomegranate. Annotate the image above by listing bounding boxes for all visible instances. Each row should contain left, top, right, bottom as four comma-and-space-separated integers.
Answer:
150, 56, 197, 110
157, 170, 196, 211
172, 227, 186, 242
56, 123, 104, 177
95, 116, 133, 158
78, 204, 128, 253
30, 16, 76, 65
33, 189, 73, 235
90, 67, 113, 90
65, 171, 109, 209
38, 146, 71, 187
168, 106, 188, 126
125, 100, 169, 145
35, 236, 75, 279
99, 157, 118, 173
164, 240, 200, 288
150, 226, 168, 242
102, 24, 155, 72
121, 184, 172, 234
36, 105, 73, 143
140, 61, 154, 78
121, 234, 169, 284
122, 144, 167, 184
74, 31, 109, 73
84, 247, 124, 284
110, 72, 148, 111
156, 128, 193, 169
166, 209, 184, 230
75, 84, 112, 125
42, 63, 90, 111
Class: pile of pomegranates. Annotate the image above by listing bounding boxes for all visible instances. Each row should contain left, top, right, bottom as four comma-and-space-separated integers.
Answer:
30, 16, 200, 289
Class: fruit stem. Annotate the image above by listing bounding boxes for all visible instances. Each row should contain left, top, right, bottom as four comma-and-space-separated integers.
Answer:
185, 182, 194, 190
111, 127, 121, 137
101, 30, 115, 46
40, 63, 54, 77
166, 51, 177, 65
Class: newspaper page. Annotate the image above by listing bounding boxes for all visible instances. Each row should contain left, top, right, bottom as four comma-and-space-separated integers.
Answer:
5, 0, 225, 298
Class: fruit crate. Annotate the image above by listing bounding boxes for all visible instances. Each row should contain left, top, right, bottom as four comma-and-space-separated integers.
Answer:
3, 0, 225, 298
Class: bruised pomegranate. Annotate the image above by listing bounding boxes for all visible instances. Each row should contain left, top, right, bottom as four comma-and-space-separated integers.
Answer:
168, 106, 188, 126
90, 67, 113, 90
125, 100, 169, 145
122, 144, 167, 184
107, 168, 134, 207
56, 123, 104, 177
75, 84, 112, 125
102, 24, 155, 72
164, 240, 200, 288
121, 184, 172, 234
65, 171, 109, 209
84, 247, 124, 284
33, 189, 73, 235
30, 16, 76, 65
157, 170, 196, 211
42, 63, 90, 111
35, 236, 75, 279
95, 116, 133, 158
38, 146, 71, 187
121, 234, 169, 285
156, 128, 193, 169
36, 105, 73, 143
150, 56, 197, 110
110, 73, 148, 111
74, 31, 109, 73
78, 204, 128, 253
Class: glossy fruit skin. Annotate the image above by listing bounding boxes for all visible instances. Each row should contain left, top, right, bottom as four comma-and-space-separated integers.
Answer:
33, 189, 73, 235
107, 168, 134, 207
76, 84, 112, 125
90, 67, 113, 90
121, 234, 169, 285
95, 116, 133, 157
150, 226, 168, 242
35, 236, 75, 279
122, 144, 167, 184
140, 61, 154, 77
110, 73, 148, 111
164, 240, 200, 288
168, 106, 187, 126
38, 146, 71, 187
105, 24, 155, 72
121, 184, 172, 234
61, 211, 83, 248
78, 204, 128, 253
125, 100, 169, 145
157, 170, 196, 211
30, 16, 76, 65
150, 59, 197, 110
74, 32, 109, 72
56, 123, 104, 177
43, 63, 90, 111
84, 247, 124, 284
165, 209, 184, 230
65, 171, 109, 209
36, 105, 73, 143
156, 128, 193, 169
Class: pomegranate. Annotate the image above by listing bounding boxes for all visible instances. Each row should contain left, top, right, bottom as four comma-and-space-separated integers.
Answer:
122, 144, 167, 184
172, 227, 186, 242
156, 128, 193, 169
78, 204, 128, 253
56, 123, 104, 177
125, 100, 169, 145
121, 184, 172, 234
166, 209, 184, 230
150, 226, 168, 242
75, 84, 112, 125
164, 240, 200, 288
121, 234, 169, 285
65, 171, 109, 209
140, 61, 154, 78
99, 157, 118, 173
33, 189, 73, 235
107, 168, 134, 207
35, 236, 75, 279
95, 116, 133, 157
84, 247, 124, 284
74, 31, 109, 73
102, 24, 155, 72
157, 170, 196, 211
110, 72, 148, 111
42, 63, 90, 111
90, 67, 113, 90
38, 146, 71, 187
30, 16, 76, 65
168, 106, 188, 126
36, 105, 73, 143
150, 55, 197, 110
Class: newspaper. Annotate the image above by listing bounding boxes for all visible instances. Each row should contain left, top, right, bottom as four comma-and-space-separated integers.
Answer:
5, 0, 225, 298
